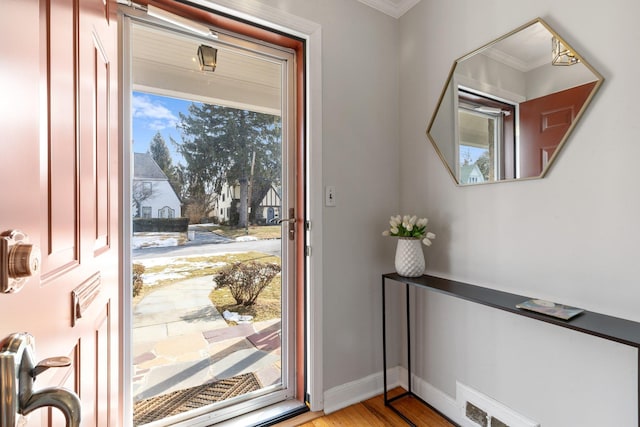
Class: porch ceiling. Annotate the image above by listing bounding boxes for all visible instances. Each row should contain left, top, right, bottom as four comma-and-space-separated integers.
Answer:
132, 22, 282, 116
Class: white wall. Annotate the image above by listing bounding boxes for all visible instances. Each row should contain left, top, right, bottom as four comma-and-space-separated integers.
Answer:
136, 179, 181, 218
400, 0, 640, 425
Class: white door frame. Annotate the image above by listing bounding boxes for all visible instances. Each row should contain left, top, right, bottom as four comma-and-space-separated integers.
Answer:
119, 0, 324, 419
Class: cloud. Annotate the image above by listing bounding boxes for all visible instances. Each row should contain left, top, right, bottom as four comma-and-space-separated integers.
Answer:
132, 94, 179, 130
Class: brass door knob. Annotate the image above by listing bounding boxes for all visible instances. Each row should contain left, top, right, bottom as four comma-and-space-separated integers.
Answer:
1, 230, 41, 293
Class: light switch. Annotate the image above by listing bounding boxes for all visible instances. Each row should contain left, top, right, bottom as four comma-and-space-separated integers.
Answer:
325, 186, 336, 207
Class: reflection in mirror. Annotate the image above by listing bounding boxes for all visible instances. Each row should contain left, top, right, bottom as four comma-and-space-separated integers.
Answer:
427, 18, 604, 185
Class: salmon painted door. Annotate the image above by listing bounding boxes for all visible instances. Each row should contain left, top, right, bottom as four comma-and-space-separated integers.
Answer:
0, 1, 120, 426
519, 81, 597, 178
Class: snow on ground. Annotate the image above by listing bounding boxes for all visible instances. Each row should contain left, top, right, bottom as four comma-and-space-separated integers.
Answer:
136, 256, 228, 286
235, 236, 258, 242
132, 229, 265, 287
132, 232, 185, 249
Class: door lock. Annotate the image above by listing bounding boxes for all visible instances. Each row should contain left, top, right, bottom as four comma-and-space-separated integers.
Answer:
1, 230, 41, 294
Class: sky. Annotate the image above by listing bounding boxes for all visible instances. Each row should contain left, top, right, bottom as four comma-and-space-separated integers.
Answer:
132, 91, 201, 164
460, 145, 487, 164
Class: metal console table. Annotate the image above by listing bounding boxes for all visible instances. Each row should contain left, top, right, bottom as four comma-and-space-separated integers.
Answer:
382, 272, 640, 427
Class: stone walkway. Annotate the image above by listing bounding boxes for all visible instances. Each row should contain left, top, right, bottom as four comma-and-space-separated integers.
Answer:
132, 275, 281, 402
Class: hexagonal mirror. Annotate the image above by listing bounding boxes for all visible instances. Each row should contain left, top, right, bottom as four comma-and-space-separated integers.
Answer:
427, 18, 604, 185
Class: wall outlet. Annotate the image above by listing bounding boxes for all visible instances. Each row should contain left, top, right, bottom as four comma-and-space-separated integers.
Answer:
325, 186, 336, 207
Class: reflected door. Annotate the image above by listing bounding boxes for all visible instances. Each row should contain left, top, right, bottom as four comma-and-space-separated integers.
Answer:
519, 81, 597, 178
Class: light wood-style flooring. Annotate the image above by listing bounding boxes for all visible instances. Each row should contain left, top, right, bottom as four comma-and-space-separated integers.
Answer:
275, 388, 455, 427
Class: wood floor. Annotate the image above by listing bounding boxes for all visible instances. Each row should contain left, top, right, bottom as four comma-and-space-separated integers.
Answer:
277, 388, 455, 427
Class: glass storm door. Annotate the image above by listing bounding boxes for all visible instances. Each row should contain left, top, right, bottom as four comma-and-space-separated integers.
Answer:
123, 8, 300, 426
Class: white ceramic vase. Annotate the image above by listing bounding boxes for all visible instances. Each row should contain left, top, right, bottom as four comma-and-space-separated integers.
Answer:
394, 238, 425, 277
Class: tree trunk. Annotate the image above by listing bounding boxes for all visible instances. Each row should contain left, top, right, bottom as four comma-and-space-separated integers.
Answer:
239, 177, 248, 228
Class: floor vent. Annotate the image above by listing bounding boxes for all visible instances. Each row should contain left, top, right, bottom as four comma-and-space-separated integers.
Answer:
456, 382, 539, 427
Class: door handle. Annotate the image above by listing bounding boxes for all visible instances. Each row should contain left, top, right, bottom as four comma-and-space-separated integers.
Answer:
0, 333, 81, 427
271, 208, 296, 240
273, 217, 295, 225
0, 231, 41, 294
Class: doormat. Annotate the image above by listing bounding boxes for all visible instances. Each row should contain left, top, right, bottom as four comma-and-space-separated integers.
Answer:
133, 373, 262, 426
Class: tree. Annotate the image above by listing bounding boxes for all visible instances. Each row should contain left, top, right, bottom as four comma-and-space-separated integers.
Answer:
149, 132, 183, 198
149, 132, 172, 172
131, 181, 153, 218
177, 104, 281, 227
475, 150, 491, 181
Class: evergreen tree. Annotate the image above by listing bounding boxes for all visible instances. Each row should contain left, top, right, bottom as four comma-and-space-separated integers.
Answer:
149, 132, 183, 200
177, 104, 281, 227
475, 150, 491, 181
149, 132, 172, 173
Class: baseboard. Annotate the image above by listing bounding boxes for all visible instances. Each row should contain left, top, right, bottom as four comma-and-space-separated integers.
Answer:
323, 365, 459, 422
323, 367, 401, 414
408, 368, 459, 423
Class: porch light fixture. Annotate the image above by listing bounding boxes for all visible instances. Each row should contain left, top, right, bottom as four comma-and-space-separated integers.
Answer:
552, 36, 579, 66
197, 45, 217, 72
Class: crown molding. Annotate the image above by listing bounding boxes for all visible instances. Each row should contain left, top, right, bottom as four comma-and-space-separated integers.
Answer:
357, 0, 421, 19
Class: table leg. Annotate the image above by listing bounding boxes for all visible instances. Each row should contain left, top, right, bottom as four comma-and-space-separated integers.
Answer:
382, 276, 388, 404
406, 282, 412, 395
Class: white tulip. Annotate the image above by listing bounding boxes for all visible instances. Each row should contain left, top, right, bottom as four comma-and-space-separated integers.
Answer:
382, 230, 390, 236
409, 215, 417, 225
390, 226, 398, 234
426, 232, 436, 239
406, 223, 413, 231
417, 218, 428, 227
422, 238, 432, 246
403, 215, 410, 224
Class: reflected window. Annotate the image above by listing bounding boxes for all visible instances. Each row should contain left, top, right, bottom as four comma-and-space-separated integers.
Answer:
458, 88, 516, 184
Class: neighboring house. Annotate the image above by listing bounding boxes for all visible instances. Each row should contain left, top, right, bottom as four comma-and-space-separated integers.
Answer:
133, 152, 181, 218
216, 181, 281, 224
460, 163, 485, 184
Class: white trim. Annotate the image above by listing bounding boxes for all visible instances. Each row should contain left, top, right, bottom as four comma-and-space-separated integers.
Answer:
322, 366, 458, 420
119, 13, 134, 425
323, 367, 402, 414
304, 19, 324, 416
357, 0, 421, 19
410, 370, 458, 422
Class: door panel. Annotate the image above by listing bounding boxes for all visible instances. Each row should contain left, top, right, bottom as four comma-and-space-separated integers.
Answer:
0, 0, 120, 426
44, 0, 79, 278
519, 81, 597, 178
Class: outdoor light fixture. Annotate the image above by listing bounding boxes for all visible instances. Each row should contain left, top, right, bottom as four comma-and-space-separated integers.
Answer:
552, 36, 579, 66
197, 45, 217, 72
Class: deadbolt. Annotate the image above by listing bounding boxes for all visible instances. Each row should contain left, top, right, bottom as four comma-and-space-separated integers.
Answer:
1, 230, 41, 294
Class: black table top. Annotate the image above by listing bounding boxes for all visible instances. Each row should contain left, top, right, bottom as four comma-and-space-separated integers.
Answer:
384, 273, 640, 348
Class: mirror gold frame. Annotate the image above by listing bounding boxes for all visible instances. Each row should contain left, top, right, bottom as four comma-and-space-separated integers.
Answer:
426, 18, 604, 185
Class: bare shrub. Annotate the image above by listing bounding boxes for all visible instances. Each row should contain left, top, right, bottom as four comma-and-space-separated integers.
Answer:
214, 261, 281, 306
132, 263, 145, 297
